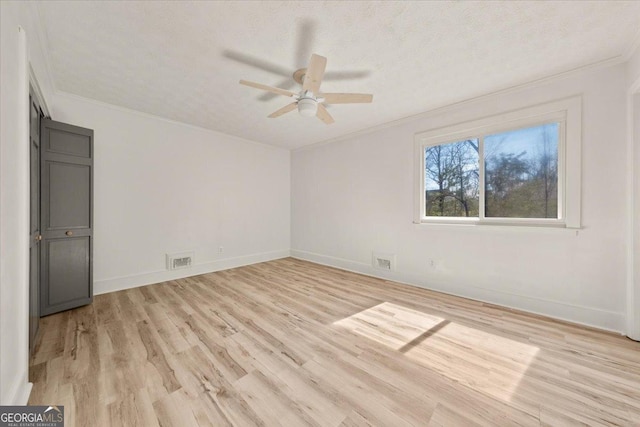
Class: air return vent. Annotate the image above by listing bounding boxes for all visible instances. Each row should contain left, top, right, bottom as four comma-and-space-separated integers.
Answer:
166, 251, 194, 270
372, 252, 396, 271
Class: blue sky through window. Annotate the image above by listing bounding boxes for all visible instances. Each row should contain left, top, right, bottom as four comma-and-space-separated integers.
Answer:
485, 123, 559, 162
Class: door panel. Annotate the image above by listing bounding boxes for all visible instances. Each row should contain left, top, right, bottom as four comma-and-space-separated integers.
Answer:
40, 119, 93, 316
47, 129, 91, 158
46, 162, 91, 229
46, 238, 90, 306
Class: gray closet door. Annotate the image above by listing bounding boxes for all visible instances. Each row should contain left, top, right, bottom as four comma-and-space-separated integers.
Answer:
40, 119, 93, 316
29, 87, 42, 350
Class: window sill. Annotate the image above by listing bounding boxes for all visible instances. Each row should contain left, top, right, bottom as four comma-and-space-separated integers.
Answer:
413, 220, 582, 234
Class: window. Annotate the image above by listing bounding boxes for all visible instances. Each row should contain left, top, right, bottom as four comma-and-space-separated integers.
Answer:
424, 138, 479, 217
485, 123, 559, 219
415, 97, 581, 228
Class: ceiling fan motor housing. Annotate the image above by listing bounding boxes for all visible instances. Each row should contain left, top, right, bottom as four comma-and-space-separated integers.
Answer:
297, 97, 318, 117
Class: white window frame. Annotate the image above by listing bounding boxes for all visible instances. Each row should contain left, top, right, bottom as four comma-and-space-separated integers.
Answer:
414, 96, 582, 228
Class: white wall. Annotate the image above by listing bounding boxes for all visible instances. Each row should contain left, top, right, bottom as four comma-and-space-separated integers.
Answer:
0, 1, 56, 405
292, 63, 629, 332
631, 91, 640, 340
52, 93, 290, 295
628, 43, 640, 340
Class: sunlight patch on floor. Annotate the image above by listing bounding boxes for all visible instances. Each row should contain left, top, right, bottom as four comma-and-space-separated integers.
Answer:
333, 302, 446, 351
333, 301, 539, 402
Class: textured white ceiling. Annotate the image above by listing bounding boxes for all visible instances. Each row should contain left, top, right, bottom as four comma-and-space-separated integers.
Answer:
38, 1, 640, 149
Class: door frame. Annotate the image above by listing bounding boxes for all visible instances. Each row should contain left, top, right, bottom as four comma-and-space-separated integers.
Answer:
28, 84, 43, 354
29, 65, 51, 118
27, 67, 49, 360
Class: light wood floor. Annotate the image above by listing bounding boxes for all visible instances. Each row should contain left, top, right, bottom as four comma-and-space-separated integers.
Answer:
29, 258, 640, 426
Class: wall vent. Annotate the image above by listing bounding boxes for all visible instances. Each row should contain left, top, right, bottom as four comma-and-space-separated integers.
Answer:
166, 251, 194, 270
372, 252, 396, 271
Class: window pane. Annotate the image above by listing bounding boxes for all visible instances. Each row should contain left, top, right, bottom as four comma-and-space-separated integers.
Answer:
484, 123, 559, 218
424, 139, 479, 217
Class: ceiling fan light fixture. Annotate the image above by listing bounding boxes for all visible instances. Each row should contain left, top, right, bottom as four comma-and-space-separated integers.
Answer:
297, 98, 318, 117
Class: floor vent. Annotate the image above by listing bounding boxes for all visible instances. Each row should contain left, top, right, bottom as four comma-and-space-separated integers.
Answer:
372, 252, 395, 271
166, 252, 194, 270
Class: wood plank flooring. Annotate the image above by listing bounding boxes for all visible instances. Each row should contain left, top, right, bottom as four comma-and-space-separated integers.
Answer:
29, 258, 640, 426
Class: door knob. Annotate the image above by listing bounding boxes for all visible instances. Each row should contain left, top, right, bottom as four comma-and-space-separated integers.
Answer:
36, 234, 42, 241
65, 231, 73, 236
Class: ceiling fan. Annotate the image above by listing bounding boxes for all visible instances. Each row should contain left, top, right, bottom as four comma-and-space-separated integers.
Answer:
239, 54, 373, 124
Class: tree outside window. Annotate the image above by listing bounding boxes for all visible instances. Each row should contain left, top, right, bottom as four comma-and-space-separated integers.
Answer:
424, 123, 559, 219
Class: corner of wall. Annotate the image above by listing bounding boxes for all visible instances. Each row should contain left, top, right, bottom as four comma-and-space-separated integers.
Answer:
25, 1, 56, 115
4, 375, 32, 406
625, 38, 640, 340
0, 0, 56, 405
94, 250, 291, 295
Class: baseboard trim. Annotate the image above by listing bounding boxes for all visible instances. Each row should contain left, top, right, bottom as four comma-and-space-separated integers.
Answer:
94, 250, 290, 295
3, 374, 32, 406
17, 382, 33, 405
290, 249, 626, 334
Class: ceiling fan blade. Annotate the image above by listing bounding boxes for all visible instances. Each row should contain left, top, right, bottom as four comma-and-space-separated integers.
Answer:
258, 78, 296, 102
239, 80, 296, 97
303, 54, 327, 94
224, 50, 291, 77
316, 103, 335, 125
268, 102, 298, 118
321, 93, 373, 104
324, 70, 371, 80
295, 20, 316, 67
